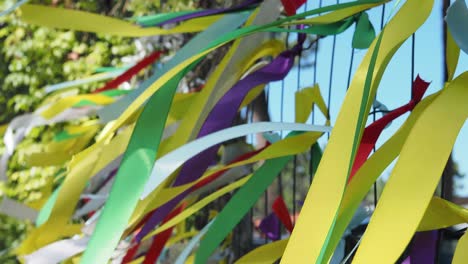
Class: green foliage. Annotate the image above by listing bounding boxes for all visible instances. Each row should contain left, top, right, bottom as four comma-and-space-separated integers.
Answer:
0, 214, 29, 264
0, 1, 136, 123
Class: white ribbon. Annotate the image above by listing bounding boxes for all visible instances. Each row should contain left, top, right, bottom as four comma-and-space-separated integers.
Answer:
141, 122, 331, 199
446, 0, 468, 55
174, 220, 214, 264
22, 236, 89, 264
0, 106, 99, 181
0, 197, 37, 221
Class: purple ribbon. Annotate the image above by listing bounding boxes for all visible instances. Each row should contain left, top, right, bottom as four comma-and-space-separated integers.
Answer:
401, 231, 438, 264
407, 231, 438, 264
258, 213, 282, 240
153, 0, 261, 27
135, 33, 305, 242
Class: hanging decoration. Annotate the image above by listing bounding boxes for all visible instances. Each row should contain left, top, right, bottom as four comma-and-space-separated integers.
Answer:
0, 0, 467, 263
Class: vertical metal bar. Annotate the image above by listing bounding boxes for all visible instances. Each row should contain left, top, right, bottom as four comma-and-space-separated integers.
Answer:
264, 84, 270, 244
293, 29, 303, 218
277, 76, 285, 239
327, 32, 337, 140
372, 3, 386, 208
248, 101, 255, 246
437, 0, 450, 262
310, 0, 322, 184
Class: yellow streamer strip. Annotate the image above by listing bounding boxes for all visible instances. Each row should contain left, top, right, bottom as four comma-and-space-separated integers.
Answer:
0, 123, 7, 136
235, 239, 287, 264
418, 196, 468, 231
282, 0, 433, 262
353, 72, 468, 263
40, 94, 116, 119
287, 2, 390, 25
20, 4, 224, 37
25, 124, 100, 166
166, 230, 199, 247
17, 127, 131, 254
143, 175, 252, 240
322, 93, 440, 261
453, 232, 468, 264
295, 85, 328, 123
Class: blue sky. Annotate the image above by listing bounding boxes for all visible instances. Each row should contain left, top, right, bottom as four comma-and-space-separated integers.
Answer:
267, 0, 468, 196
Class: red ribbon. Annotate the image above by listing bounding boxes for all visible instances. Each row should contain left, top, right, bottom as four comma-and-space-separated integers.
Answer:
93, 51, 162, 93
349, 75, 430, 181
121, 208, 158, 263
281, 0, 306, 16
192, 143, 269, 190
272, 196, 294, 232
142, 204, 185, 264
121, 241, 140, 264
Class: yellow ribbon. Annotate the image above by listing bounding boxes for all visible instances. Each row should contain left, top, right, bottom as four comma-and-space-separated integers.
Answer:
23, 124, 100, 166
322, 92, 440, 261
282, 0, 433, 262
40, 94, 116, 119
353, 71, 468, 263
453, 231, 468, 264
142, 175, 252, 240
20, 4, 224, 37
418, 196, 468, 231
235, 239, 288, 264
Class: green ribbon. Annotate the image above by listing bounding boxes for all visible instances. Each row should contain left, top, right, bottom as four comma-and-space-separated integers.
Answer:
268, 16, 355, 35
36, 185, 60, 226
318, 31, 385, 263
194, 132, 323, 264
352, 12, 376, 49
135, 10, 200, 27
80, 69, 192, 263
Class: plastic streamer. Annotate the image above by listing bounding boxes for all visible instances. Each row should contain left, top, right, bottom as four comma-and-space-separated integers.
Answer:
19, 4, 227, 37
322, 92, 440, 263
136, 2, 380, 242
174, 220, 214, 264
282, 0, 432, 263
96, 12, 251, 123
352, 72, 468, 264
446, 0, 468, 55
2, 0, 467, 263
0, 0, 29, 16
453, 232, 468, 264
150, 0, 261, 27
